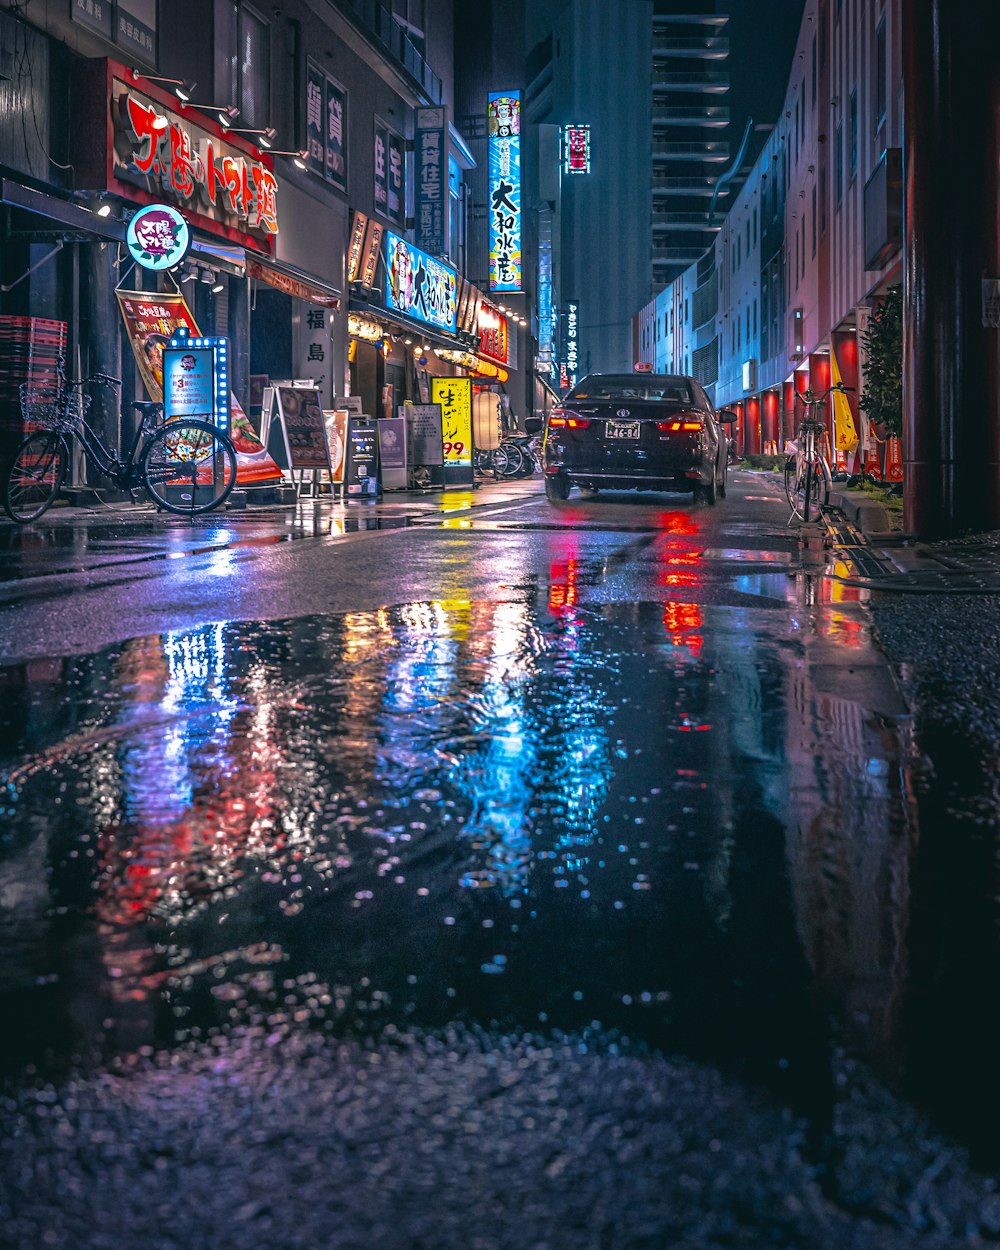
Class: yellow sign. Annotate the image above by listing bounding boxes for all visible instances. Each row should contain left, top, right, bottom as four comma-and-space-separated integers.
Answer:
431, 376, 473, 465
830, 342, 859, 452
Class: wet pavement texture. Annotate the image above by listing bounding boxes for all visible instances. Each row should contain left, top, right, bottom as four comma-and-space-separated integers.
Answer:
2, 472, 999, 1248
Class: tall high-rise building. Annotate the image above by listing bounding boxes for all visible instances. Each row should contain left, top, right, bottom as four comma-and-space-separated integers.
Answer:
523, 0, 731, 378
651, 3, 732, 288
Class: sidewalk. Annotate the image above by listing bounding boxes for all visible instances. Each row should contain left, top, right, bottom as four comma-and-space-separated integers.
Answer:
0, 473, 543, 532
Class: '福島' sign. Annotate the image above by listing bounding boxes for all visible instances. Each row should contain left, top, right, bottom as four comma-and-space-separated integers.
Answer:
488, 91, 522, 293
384, 231, 457, 333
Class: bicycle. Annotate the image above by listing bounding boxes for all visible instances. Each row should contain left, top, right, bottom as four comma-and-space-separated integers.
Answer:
783, 383, 852, 523
3, 361, 238, 523
474, 441, 524, 479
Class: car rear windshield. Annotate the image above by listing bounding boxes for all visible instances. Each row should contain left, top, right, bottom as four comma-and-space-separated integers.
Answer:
567, 376, 698, 405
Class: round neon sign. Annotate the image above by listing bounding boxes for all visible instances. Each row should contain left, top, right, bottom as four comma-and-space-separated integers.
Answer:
126, 203, 192, 271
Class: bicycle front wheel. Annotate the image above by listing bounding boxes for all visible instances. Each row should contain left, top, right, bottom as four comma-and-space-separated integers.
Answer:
499, 444, 524, 476
3, 431, 68, 522
783, 454, 804, 514
141, 420, 237, 516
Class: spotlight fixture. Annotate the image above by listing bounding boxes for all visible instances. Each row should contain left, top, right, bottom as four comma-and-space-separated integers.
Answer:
421, 344, 431, 353
200, 268, 213, 285
404, 337, 413, 345
229, 126, 278, 149
179, 267, 197, 283
269, 149, 310, 170
133, 73, 198, 102
211, 281, 225, 293
186, 101, 240, 127
94, 201, 113, 218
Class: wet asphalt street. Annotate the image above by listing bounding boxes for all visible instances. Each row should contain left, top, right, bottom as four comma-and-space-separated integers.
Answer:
1, 472, 999, 1249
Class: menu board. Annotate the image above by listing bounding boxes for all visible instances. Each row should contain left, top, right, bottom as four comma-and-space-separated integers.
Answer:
163, 345, 214, 420
324, 409, 349, 484
344, 418, 380, 496
408, 404, 444, 466
276, 386, 331, 471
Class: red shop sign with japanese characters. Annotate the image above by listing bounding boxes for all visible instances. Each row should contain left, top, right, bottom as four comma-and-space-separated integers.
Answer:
73, 60, 278, 253
477, 299, 509, 366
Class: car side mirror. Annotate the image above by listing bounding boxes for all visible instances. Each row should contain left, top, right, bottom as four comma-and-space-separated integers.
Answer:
717, 410, 738, 423
524, 417, 543, 435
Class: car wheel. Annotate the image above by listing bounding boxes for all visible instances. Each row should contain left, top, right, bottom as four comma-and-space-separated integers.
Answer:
699, 473, 717, 506
544, 472, 570, 502
717, 459, 727, 498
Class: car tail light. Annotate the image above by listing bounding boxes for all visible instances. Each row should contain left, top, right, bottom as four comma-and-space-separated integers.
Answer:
548, 411, 589, 429
656, 417, 703, 433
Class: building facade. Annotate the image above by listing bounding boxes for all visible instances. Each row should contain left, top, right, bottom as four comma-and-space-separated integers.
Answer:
1, 0, 532, 482
634, 0, 903, 467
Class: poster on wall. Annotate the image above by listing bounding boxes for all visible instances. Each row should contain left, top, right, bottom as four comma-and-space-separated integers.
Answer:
431, 376, 473, 486
115, 290, 282, 483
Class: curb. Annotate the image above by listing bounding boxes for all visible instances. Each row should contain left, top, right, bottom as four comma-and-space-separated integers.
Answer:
828, 488, 890, 534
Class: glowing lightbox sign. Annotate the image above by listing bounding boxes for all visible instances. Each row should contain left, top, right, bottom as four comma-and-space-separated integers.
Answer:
164, 326, 230, 434
563, 125, 591, 175
488, 91, 522, 293
126, 202, 191, 271
566, 300, 579, 385
384, 231, 457, 332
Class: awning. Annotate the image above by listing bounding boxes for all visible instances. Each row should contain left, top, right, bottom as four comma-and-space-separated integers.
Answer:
1, 178, 125, 242
247, 255, 341, 308
190, 237, 246, 276
348, 294, 473, 353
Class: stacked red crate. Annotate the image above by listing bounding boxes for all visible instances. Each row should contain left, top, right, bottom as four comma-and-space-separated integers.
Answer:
0, 316, 67, 458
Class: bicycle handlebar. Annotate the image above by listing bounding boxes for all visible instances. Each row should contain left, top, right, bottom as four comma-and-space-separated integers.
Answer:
87, 372, 122, 388
795, 382, 855, 406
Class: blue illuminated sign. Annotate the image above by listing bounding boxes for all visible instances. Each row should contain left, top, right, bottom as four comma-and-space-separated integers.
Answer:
164, 327, 230, 434
384, 231, 458, 332
488, 91, 522, 293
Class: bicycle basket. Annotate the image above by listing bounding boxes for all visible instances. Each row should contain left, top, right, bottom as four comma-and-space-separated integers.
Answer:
19, 383, 90, 433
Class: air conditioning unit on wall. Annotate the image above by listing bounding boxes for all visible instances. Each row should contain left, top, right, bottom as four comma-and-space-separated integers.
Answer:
742, 358, 758, 392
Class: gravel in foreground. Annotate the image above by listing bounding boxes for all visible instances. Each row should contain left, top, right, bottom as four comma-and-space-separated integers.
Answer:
2, 1025, 999, 1250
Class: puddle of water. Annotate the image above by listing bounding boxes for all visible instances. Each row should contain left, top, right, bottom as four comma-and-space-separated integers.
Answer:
0, 574, 957, 1141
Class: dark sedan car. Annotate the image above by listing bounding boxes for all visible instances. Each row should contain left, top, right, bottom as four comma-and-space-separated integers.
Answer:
540, 373, 736, 504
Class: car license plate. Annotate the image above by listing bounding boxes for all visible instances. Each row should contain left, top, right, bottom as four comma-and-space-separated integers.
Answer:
606, 420, 640, 439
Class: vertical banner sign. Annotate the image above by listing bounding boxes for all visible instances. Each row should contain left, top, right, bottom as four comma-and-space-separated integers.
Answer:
71, 0, 113, 40
360, 219, 384, 289
297, 307, 334, 409
431, 377, 473, 485
374, 122, 388, 217
488, 91, 522, 292
416, 107, 446, 255
325, 78, 347, 189
306, 63, 325, 177
565, 300, 580, 386
562, 125, 592, 174
346, 210, 368, 283
387, 132, 404, 223
537, 210, 554, 371
117, 0, 157, 63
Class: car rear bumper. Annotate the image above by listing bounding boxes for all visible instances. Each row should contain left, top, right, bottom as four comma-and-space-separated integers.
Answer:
545, 460, 711, 489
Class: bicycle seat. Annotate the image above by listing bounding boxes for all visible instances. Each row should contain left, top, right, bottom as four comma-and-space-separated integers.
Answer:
132, 400, 162, 415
